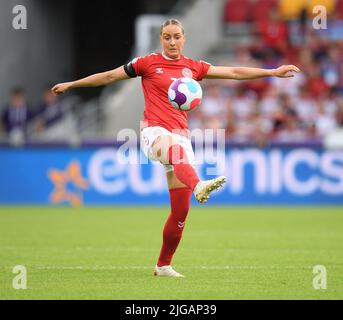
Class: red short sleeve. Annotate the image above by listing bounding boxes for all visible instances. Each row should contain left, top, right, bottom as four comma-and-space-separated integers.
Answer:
194, 60, 211, 81
131, 56, 151, 77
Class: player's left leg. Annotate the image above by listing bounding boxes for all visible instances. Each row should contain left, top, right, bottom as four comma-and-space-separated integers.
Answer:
151, 134, 226, 203
151, 135, 200, 191
154, 171, 191, 278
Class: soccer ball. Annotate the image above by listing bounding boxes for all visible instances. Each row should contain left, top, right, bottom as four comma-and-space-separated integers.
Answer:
168, 77, 203, 111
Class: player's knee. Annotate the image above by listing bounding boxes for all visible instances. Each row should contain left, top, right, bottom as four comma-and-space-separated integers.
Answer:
167, 144, 188, 165
151, 135, 174, 163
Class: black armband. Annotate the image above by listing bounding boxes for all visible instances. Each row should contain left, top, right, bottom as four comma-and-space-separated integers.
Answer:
124, 61, 138, 78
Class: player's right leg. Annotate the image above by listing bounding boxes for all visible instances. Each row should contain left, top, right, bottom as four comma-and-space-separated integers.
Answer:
154, 170, 190, 278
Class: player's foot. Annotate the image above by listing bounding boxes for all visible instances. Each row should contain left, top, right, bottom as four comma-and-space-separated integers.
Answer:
194, 176, 227, 203
153, 265, 184, 277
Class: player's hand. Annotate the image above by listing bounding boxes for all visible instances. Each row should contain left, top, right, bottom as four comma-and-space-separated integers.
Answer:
51, 82, 73, 95
272, 65, 300, 78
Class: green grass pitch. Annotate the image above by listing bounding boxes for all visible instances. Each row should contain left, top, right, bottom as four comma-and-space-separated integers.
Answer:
0, 206, 342, 300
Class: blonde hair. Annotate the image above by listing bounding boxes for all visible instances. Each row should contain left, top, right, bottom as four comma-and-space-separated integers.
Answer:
160, 18, 185, 35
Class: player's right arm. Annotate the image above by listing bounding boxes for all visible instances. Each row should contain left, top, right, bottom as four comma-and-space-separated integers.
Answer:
51, 66, 130, 95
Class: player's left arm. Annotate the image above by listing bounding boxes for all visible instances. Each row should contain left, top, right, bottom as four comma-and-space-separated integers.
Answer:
204, 65, 300, 80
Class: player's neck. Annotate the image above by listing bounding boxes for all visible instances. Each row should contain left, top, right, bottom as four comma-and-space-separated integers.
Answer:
162, 51, 181, 60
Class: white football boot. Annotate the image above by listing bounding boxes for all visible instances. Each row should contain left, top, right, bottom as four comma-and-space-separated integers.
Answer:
153, 265, 185, 278
194, 176, 227, 203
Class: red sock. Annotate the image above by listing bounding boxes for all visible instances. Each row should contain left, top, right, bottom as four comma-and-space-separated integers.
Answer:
157, 188, 192, 267
167, 144, 200, 191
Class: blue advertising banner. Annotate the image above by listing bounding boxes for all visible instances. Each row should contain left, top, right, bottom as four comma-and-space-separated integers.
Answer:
0, 147, 342, 205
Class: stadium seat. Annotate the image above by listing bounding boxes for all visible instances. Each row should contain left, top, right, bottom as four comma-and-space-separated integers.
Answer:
337, 0, 343, 19
251, 0, 278, 22
224, 0, 252, 23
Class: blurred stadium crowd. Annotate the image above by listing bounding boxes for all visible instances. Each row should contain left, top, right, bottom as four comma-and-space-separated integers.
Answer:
0, 86, 64, 144
1, 0, 343, 146
189, 0, 343, 145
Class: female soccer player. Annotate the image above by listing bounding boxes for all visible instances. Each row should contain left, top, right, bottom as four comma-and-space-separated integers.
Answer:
52, 19, 300, 277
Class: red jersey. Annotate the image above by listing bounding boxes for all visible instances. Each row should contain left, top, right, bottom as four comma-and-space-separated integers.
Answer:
130, 52, 211, 134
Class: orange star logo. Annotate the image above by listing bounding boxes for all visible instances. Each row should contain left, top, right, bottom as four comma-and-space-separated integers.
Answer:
48, 160, 89, 207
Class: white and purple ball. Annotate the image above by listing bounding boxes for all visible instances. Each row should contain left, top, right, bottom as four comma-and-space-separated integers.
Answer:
168, 77, 203, 112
